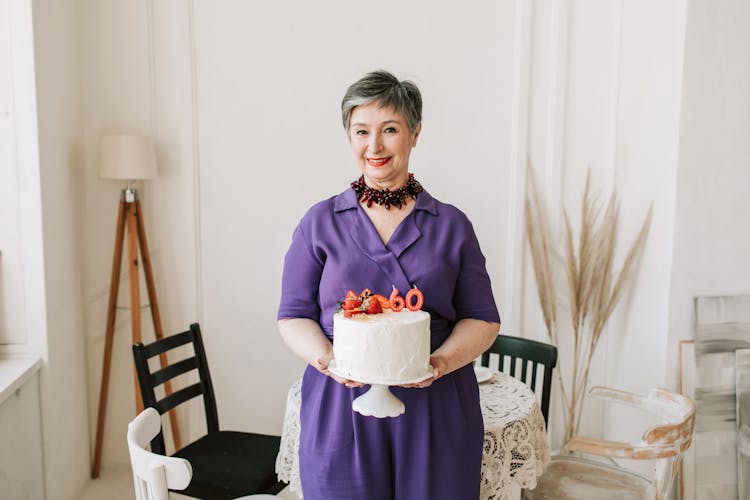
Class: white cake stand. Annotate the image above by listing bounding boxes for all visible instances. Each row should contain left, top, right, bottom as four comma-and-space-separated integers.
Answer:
328, 359, 433, 418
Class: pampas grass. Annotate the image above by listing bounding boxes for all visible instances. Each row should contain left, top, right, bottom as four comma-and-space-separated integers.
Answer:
525, 168, 652, 444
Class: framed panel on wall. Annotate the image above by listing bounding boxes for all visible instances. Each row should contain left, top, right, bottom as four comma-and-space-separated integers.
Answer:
688, 295, 750, 499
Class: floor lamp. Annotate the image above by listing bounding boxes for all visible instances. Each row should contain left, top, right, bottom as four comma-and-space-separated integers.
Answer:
91, 134, 181, 478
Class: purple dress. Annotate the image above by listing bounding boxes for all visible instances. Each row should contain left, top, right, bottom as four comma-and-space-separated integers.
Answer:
278, 187, 500, 500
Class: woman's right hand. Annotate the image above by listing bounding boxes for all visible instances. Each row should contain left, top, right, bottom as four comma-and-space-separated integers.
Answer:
277, 318, 365, 388
316, 352, 365, 388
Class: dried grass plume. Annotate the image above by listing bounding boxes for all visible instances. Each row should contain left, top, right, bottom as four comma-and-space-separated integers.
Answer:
525, 168, 652, 444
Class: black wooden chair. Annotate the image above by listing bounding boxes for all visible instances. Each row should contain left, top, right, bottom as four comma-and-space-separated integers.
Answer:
132, 323, 286, 499
480, 334, 558, 425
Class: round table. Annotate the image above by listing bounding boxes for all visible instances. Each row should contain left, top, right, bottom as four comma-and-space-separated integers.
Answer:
275, 371, 550, 500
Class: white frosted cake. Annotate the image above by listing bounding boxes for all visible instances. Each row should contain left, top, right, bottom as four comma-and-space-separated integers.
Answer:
332, 309, 432, 384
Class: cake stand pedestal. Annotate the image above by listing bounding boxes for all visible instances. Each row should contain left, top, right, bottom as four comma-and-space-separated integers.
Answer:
352, 384, 405, 418
329, 360, 433, 418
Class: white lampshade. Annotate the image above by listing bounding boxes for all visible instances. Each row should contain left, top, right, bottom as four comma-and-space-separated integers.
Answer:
99, 134, 158, 180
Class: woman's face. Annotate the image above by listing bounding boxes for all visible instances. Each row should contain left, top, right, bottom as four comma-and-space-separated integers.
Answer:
349, 101, 421, 189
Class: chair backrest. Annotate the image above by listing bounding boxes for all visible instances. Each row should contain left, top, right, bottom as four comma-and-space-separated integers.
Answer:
127, 407, 192, 500
565, 386, 696, 499
480, 334, 558, 424
132, 323, 219, 454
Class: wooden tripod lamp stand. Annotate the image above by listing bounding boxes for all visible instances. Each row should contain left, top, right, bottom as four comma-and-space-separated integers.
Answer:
91, 134, 181, 478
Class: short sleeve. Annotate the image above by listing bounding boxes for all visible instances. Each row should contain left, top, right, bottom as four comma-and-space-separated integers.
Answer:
452, 217, 501, 324
277, 221, 324, 321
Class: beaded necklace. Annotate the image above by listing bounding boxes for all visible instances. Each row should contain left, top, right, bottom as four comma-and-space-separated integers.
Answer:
351, 173, 423, 210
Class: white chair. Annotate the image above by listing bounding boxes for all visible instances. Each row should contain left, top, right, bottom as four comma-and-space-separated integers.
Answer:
128, 407, 281, 500
524, 386, 696, 500
127, 407, 192, 500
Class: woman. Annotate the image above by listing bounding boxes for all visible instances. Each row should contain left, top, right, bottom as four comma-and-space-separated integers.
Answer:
278, 70, 500, 500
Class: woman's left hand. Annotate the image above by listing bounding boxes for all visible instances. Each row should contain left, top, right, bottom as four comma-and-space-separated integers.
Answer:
399, 354, 447, 388
399, 319, 499, 389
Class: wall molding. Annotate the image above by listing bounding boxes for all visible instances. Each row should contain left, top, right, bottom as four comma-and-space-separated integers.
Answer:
187, 0, 204, 324
504, 0, 532, 336
516, 0, 572, 343
541, 0, 569, 222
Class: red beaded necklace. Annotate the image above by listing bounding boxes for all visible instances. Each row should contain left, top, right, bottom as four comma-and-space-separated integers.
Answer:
351, 173, 423, 210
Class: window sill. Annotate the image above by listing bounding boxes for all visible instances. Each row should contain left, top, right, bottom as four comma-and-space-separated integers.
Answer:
0, 355, 42, 405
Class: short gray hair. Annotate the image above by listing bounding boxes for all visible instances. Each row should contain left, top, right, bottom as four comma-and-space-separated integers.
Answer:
341, 70, 422, 133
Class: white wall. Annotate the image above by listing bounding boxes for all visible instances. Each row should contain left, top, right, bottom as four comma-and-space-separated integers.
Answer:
668, 0, 750, 386
0, 0, 27, 345
192, 0, 517, 434
7, 0, 748, 496
78, 0, 517, 463
78, 0, 166, 466
1, 0, 89, 498
74, 0, 699, 467
30, 0, 90, 497
6, 0, 744, 497
513, 0, 686, 444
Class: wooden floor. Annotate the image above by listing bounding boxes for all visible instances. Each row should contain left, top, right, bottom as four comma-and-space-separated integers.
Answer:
81, 463, 298, 500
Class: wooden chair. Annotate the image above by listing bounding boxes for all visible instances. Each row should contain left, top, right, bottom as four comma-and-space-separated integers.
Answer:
127, 407, 192, 500
132, 323, 286, 500
480, 334, 558, 424
523, 386, 696, 500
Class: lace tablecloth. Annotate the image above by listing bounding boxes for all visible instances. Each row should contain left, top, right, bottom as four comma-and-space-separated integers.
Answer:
275, 371, 550, 499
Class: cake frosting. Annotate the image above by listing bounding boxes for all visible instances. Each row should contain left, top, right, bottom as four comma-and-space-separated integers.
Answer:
332, 308, 432, 384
